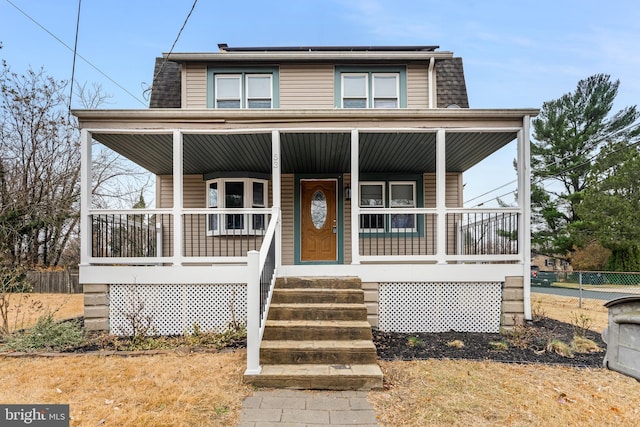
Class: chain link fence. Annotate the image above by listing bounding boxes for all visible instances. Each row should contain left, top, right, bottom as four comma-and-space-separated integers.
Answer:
532, 270, 640, 311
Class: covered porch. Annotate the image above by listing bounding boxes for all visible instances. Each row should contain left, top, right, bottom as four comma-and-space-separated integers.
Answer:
76, 109, 534, 369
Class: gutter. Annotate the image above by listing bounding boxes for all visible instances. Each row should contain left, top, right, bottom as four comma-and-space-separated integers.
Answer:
428, 57, 435, 109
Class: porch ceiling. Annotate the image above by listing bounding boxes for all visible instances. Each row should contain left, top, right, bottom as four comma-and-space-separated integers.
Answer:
92, 130, 516, 176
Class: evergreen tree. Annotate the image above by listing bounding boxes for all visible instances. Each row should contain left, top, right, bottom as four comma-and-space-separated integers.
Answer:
531, 74, 640, 259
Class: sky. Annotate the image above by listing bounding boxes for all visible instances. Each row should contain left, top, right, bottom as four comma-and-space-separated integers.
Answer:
1, 0, 639, 206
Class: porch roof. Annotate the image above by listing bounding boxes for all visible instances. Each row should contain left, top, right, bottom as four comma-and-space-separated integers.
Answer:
75, 108, 537, 176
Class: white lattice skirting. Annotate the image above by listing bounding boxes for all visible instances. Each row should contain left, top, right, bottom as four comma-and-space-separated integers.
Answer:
109, 284, 247, 336
379, 282, 502, 333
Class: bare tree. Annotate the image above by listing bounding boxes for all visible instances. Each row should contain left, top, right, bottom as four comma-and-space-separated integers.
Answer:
0, 62, 152, 267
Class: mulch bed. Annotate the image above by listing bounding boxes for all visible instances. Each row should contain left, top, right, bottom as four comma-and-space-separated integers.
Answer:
373, 317, 606, 368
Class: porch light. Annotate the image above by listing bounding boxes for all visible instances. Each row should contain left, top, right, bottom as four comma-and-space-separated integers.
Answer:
345, 186, 351, 200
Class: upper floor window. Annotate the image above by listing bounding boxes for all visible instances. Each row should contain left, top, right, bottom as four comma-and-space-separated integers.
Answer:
208, 68, 279, 109
206, 178, 268, 235
335, 67, 406, 109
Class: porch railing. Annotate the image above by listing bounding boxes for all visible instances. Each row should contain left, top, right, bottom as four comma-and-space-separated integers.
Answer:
246, 208, 280, 375
447, 209, 520, 256
358, 208, 520, 261
88, 208, 272, 264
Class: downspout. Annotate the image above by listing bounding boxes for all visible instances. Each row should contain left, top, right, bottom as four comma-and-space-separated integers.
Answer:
428, 57, 435, 109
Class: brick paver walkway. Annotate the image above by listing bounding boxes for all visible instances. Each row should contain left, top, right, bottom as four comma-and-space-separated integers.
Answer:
237, 389, 379, 426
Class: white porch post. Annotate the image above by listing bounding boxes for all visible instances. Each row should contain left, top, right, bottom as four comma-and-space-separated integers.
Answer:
350, 129, 360, 265
272, 130, 282, 268
80, 129, 92, 266
172, 130, 184, 266
436, 129, 447, 264
519, 117, 532, 320
245, 250, 261, 375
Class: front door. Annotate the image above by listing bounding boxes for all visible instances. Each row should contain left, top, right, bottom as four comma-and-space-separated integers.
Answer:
301, 180, 337, 261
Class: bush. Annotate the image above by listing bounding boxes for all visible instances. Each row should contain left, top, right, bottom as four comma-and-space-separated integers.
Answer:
4, 313, 84, 352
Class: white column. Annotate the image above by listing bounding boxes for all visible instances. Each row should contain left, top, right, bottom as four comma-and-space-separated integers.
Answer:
245, 250, 261, 375
519, 117, 532, 320
80, 129, 92, 266
436, 129, 447, 264
172, 130, 184, 266
350, 129, 360, 265
272, 130, 282, 268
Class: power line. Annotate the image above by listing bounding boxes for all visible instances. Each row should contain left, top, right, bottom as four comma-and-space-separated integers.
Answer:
145, 0, 199, 100
68, 0, 82, 111
5, 0, 147, 107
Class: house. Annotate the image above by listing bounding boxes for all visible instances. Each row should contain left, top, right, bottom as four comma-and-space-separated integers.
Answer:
74, 44, 537, 388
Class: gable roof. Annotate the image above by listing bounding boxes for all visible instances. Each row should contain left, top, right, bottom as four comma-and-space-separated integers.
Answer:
149, 45, 469, 109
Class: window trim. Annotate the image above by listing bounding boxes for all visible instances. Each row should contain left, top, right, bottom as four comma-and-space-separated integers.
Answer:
334, 66, 406, 108
389, 181, 417, 232
207, 67, 279, 109
206, 177, 269, 235
359, 176, 422, 235
359, 182, 385, 233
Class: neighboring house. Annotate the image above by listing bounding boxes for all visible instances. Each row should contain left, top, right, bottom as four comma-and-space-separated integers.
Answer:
74, 44, 537, 383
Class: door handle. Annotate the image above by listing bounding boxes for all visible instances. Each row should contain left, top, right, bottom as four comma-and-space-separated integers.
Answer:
332, 225, 337, 234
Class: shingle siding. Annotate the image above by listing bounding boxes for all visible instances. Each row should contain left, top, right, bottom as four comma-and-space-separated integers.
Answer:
435, 58, 469, 108
149, 58, 181, 108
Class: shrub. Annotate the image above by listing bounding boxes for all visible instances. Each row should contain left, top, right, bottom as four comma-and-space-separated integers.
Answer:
4, 312, 84, 352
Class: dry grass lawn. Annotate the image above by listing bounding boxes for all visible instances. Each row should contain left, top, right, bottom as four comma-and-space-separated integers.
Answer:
1, 292, 638, 426
531, 293, 608, 332
3, 293, 84, 332
0, 351, 252, 426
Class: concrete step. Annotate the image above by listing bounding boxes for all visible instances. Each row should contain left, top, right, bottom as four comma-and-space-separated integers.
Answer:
263, 320, 373, 341
268, 303, 367, 321
260, 340, 378, 365
276, 276, 362, 290
271, 288, 364, 304
244, 363, 383, 390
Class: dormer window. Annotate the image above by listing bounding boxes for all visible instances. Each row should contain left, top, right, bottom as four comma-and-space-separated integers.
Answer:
335, 67, 406, 109
209, 68, 279, 109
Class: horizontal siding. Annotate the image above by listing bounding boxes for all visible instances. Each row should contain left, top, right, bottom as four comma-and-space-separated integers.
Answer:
423, 173, 462, 208
185, 63, 207, 108
157, 175, 204, 208
344, 174, 351, 264
281, 174, 295, 265
279, 64, 334, 109
407, 63, 429, 109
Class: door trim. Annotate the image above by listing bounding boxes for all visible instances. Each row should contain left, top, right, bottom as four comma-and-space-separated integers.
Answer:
294, 175, 344, 265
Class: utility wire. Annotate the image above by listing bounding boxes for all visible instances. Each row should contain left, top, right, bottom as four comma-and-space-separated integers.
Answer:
5, 0, 147, 107
68, 0, 82, 111
145, 0, 199, 100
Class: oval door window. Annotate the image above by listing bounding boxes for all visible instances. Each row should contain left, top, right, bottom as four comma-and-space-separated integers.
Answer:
311, 190, 327, 229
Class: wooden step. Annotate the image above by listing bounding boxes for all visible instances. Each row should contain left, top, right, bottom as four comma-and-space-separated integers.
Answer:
260, 340, 378, 364
271, 288, 364, 304
268, 303, 367, 321
275, 276, 362, 289
245, 364, 383, 390
263, 320, 373, 341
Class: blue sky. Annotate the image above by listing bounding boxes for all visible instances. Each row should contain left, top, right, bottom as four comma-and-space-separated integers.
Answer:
2, 0, 639, 204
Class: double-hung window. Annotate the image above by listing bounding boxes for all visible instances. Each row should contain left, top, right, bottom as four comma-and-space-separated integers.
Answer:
359, 180, 417, 233
336, 67, 405, 109
210, 68, 279, 109
206, 178, 268, 235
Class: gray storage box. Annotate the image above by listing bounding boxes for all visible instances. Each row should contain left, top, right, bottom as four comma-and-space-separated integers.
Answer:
602, 296, 640, 380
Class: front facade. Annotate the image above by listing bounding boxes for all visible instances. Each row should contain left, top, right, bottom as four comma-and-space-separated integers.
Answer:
75, 45, 537, 362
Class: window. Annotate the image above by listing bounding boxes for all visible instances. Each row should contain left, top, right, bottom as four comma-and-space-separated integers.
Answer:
206, 178, 268, 235
390, 182, 416, 231
359, 182, 385, 231
342, 74, 368, 108
360, 181, 417, 233
373, 74, 399, 108
209, 68, 279, 109
336, 68, 404, 108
